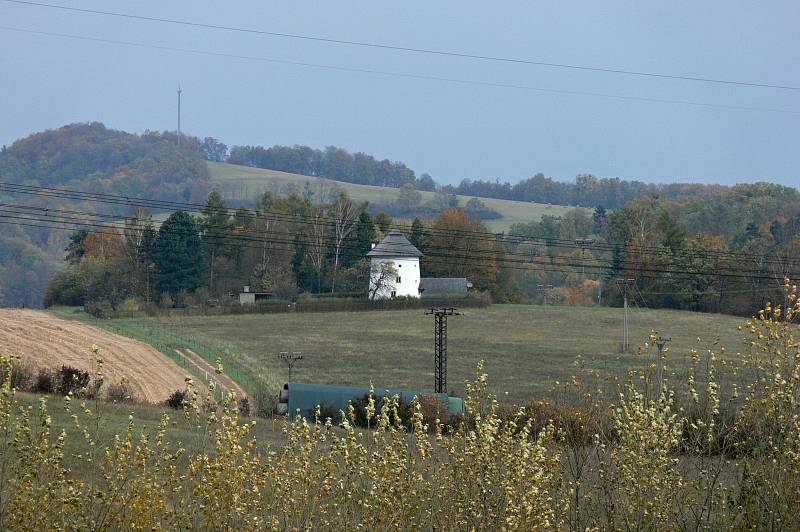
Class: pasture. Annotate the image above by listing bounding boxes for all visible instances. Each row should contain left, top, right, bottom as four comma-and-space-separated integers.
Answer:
54, 305, 748, 405
208, 162, 585, 232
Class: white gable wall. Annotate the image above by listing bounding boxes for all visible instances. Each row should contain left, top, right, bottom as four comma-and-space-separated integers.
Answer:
369, 257, 421, 299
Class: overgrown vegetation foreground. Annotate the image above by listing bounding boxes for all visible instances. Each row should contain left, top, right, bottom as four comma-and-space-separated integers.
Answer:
2, 284, 800, 530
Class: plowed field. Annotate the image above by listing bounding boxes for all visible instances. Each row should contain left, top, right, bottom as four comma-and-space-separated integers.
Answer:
0, 309, 189, 403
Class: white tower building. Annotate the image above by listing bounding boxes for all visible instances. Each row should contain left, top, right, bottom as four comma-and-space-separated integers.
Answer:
367, 230, 423, 299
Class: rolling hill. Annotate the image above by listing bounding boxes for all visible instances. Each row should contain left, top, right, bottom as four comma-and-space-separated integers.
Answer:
208, 162, 584, 232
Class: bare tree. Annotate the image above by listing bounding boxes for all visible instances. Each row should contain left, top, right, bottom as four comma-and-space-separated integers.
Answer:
252, 210, 276, 290
248, 193, 297, 293
306, 206, 328, 293
123, 207, 155, 298
330, 194, 358, 293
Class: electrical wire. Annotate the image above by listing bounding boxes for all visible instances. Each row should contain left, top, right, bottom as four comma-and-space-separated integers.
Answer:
1, 201, 798, 283
3, 181, 799, 269
2, 0, 798, 92
1, 26, 798, 115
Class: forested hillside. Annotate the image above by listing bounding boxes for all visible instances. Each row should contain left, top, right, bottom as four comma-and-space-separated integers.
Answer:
0, 122, 210, 307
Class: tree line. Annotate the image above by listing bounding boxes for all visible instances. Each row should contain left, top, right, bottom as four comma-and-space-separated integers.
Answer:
45, 191, 505, 313
45, 177, 800, 318
219, 142, 744, 209
503, 182, 800, 315
227, 144, 434, 190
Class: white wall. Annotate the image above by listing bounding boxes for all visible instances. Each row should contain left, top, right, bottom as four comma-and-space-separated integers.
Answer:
369, 257, 420, 299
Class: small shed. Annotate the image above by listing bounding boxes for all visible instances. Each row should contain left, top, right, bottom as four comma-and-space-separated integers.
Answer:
238, 286, 274, 305
419, 278, 473, 295
282, 382, 465, 420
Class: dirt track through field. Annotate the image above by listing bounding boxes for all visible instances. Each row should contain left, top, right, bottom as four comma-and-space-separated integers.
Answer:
174, 347, 252, 405
0, 309, 189, 403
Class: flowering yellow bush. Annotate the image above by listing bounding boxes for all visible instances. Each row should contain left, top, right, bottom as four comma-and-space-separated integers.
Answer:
0, 280, 799, 530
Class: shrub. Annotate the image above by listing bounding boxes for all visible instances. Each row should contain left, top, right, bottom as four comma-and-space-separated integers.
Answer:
34, 368, 55, 393
237, 397, 251, 417
159, 292, 174, 309
201, 400, 218, 414
106, 380, 137, 403
175, 290, 193, 309
254, 387, 277, 417
10, 363, 34, 391
351, 393, 413, 429
119, 296, 139, 317
139, 301, 160, 317
165, 389, 187, 409
57, 365, 90, 396
84, 299, 114, 318
316, 404, 341, 424
418, 394, 450, 427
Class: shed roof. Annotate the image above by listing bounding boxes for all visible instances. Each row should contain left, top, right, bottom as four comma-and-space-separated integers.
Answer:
419, 277, 472, 294
367, 229, 423, 258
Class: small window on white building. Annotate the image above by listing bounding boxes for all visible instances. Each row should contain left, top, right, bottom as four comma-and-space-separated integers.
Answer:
391, 291, 397, 298
397, 276, 402, 283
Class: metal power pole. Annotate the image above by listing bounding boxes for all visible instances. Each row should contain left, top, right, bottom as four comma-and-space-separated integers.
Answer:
616, 278, 635, 352
177, 85, 182, 148
655, 336, 671, 399
425, 308, 460, 394
575, 238, 594, 276
277, 352, 303, 383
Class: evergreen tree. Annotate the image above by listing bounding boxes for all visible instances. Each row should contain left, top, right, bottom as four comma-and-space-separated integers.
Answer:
657, 210, 687, 250
409, 217, 426, 253
153, 211, 204, 295
200, 191, 231, 293
65, 229, 89, 264
592, 205, 607, 234
344, 210, 375, 267
372, 212, 392, 234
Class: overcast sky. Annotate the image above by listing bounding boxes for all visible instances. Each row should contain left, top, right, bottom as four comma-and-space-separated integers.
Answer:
1, 1, 797, 187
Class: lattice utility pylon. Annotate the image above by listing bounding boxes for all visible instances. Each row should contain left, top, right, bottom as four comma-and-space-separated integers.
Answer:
425, 308, 460, 394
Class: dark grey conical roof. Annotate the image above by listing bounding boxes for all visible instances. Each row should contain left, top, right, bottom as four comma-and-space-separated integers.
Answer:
367, 230, 423, 258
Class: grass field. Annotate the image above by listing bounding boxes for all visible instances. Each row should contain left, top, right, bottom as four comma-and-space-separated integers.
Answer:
54, 305, 749, 405
208, 162, 583, 232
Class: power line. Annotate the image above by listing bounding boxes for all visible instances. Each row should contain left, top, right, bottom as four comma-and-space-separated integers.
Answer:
2, 202, 799, 283
2, 184, 800, 284
3, 181, 800, 268
3, 0, 798, 92
1, 26, 798, 115
1, 194, 795, 275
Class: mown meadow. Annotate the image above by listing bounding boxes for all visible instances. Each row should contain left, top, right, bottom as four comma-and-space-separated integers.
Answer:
53, 304, 746, 406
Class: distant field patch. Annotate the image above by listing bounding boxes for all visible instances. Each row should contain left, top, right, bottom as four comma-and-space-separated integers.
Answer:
208, 162, 584, 232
